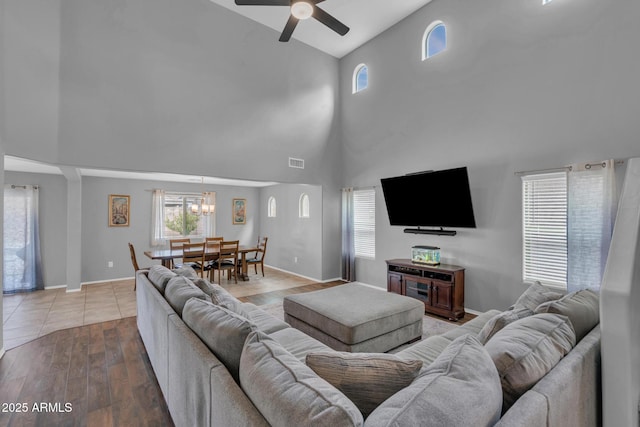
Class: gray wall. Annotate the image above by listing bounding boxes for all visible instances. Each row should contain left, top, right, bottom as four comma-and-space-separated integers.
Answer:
339, 0, 640, 311
1, 0, 344, 284
259, 184, 325, 280
81, 176, 266, 282
1, 171, 326, 287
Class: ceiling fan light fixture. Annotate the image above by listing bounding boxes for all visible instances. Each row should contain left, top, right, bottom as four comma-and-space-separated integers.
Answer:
291, 1, 313, 20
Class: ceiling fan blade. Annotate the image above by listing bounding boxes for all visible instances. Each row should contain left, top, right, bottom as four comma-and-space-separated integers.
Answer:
312, 6, 349, 36
235, 0, 289, 5
279, 15, 299, 42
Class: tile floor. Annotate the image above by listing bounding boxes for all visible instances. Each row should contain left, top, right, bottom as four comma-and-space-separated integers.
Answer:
2, 279, 136, 350
2, 266, 319, 351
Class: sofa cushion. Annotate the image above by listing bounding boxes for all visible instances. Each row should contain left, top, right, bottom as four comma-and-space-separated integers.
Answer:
477, 307, 534, 344
365, 334, 502, 427
534, 289, 599, 341
240, 331, 364, 427
306, 352, 422, 417
182, 298, 256, 383
148, 265, 177, 294
197, 279, 245, 313
173, 265, 199, 279
510, 281, 563, 311
241, 304, 290, 334
269, 327, 333, 362
484, 313, 576, 412
164, 276, 210, 316
393, 335, 452, 367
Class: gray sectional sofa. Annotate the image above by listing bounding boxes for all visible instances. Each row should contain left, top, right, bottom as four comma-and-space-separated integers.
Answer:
136, 266, 601, 427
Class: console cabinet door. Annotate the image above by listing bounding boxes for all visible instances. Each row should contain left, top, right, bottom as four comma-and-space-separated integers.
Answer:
430, 280, 453, 311
388, 273, 404, 295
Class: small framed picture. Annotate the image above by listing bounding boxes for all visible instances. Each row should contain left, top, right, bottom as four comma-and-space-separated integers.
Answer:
109, 194, 130, 227
232, 198, 246, 225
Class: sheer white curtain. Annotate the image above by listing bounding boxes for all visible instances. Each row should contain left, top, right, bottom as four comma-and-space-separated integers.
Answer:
151, 189, 166, 247
342, 188, 356, 281
567, 160, 618, 292
3, 185, 44, 294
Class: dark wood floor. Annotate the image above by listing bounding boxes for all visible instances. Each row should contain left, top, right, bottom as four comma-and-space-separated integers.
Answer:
237, 280, 345, 305
0, 317, 172, 427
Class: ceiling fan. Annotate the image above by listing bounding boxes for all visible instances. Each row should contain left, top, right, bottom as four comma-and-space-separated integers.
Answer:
234, 0, 350, 42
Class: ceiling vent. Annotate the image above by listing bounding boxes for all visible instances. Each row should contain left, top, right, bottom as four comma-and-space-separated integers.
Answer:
289, 157, 305, 169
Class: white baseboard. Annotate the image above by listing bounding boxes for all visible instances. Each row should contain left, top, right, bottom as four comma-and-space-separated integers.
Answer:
264, 264, 343, 284
44, 284, 67, 290
0, 347, 5, 359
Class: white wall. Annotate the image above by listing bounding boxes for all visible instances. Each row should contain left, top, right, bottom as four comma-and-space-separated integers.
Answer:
339, 0, 640, 312
601, 158, 640, 427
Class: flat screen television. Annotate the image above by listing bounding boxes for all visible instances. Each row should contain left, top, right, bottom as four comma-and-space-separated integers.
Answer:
380, 167, 476, 232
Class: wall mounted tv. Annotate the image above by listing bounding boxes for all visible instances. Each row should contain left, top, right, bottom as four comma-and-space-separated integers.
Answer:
380, 167, 476, 236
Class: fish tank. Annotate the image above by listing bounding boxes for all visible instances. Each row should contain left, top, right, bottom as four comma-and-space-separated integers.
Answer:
411, 246, 441, 265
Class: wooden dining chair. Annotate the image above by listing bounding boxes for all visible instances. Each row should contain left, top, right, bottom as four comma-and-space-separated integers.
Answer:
210, 240, 239, 284
177, 242, 206, 277
245, 236, 268, 277
128, 242, 149, 290
169, 238, 191, 268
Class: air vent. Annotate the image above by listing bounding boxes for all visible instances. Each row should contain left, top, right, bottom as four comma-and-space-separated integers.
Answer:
289, 157, 305, 169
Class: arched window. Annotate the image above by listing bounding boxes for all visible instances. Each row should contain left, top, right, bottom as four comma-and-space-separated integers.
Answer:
267, 196, 276, 218
422, 21, 447, 60
352, 64, 368, 94
299, 193, 310, 218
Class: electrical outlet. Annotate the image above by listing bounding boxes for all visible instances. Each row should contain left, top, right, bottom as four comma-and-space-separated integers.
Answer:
294, 257, 298, 264
108, 261, 113, 268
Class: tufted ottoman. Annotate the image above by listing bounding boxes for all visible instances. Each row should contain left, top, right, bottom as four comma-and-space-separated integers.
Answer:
283, 283, 424, 353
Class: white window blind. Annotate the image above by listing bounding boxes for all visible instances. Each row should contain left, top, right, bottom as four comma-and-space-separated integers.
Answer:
522, 172, 567, 287
354, 189, 375, 258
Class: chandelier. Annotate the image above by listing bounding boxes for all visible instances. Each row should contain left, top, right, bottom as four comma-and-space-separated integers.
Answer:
191, 177, 215, 216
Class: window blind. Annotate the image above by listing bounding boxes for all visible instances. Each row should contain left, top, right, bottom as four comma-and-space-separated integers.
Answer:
522, 172, 568, 287
353, 189, 375, 258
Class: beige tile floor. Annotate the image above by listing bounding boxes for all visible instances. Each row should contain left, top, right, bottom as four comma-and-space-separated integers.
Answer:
2, 266, 318, 351
2, 279, 136, 350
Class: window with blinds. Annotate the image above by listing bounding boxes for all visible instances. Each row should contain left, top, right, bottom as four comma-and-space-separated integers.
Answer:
354, 189, 376, 259
522, 172, 568, 287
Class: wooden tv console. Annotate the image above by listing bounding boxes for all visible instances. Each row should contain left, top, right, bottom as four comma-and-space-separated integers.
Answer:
386, 259, 465, 321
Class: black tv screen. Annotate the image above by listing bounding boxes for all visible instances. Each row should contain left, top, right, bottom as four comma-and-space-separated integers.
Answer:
380, 167, 476, 228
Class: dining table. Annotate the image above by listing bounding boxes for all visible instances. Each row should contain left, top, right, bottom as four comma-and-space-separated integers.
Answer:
144, 243, 260, 281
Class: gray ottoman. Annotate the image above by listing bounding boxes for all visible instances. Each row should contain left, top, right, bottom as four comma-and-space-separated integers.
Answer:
283, 283, 424, 353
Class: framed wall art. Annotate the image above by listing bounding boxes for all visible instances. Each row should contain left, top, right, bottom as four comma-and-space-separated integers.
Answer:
109, 194, 130, 227
232, 198, 246, 225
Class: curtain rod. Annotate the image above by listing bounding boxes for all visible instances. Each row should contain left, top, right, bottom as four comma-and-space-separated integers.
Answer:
342, 185, 377, 191
10, 184, 39, 190
514, 159, 625, 176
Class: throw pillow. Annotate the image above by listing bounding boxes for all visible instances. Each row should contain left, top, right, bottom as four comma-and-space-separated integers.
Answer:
182, 298, 256, 383
534, 289, 599, 341
510, 281, 563, 311
477, 307, 534, 345
147, 265, 176, 294
366, 334, 502, 427
163, 276, 210, 316
305, 352, 423, 417
240, 331, 364, 427
484, 313, 576, 412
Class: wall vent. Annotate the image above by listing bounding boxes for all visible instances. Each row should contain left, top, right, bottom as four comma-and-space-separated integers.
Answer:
289, 157, 305, 169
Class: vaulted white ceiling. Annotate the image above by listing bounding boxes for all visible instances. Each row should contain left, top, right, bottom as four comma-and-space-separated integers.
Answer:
209, 0, 433, 58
